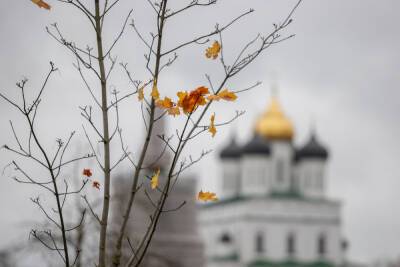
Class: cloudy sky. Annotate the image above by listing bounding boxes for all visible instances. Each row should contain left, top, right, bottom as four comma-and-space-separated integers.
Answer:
0, 0, 399, 265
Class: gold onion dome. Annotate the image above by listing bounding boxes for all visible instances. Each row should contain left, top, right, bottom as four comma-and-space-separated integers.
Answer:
255, 96, 294, 140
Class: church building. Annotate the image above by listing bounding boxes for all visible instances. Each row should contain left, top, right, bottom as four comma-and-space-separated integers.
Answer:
199, 95, 346, 267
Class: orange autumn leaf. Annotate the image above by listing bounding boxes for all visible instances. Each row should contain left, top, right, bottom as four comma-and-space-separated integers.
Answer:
138, 86, 144, 101
151, 169, 160, 189
151, 82, 159, 100
177, 86, 209, 114
205, 41, 221, 60
92, 180, 100, 190
209, 113, 216, 137
177, 91, 187, 106
198, 190, 218, 202
83, 168, 92, 177
156, 97, 174, 109
31, 0, 51, 10
217, 89, 237, 101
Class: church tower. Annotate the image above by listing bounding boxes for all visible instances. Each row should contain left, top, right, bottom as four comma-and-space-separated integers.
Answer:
219, 136, 242, 199
200, 90, 345, 267
254, 94, 294, 194
294, 131, 329, 199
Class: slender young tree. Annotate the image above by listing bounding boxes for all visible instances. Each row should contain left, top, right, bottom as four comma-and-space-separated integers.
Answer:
1, 0, 302, 266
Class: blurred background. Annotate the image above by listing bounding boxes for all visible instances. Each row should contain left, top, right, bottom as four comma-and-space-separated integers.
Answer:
0, 0, 399, 266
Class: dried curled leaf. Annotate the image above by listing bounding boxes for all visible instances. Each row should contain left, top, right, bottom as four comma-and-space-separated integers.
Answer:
138, 86, 144, 101
151, 81, 159, 100
92, 181, 100, 190
198, 190, 218, 202
217, 89, 237, 101
31, 0, 51, 10
207, 94, 221, 101
83, 168, 92, 177
151, 169, 160, 189
207, 89, 237, 102
209, 113, 216, 137
177, 86, 209, 114
205, 41, 221, 60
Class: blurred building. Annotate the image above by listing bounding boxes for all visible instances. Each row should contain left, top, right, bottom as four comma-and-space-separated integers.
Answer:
111, 112, 205, 267
199, 94, 347, 267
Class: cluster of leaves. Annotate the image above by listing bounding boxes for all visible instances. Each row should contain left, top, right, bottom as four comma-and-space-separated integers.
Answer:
153, 85, 236, 117
78, 40, 230, 202
138, 41, 239, 201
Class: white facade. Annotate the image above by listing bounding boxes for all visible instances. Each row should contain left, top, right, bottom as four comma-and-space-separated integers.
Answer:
200, 197, 343, 267
199, 98, 344, 267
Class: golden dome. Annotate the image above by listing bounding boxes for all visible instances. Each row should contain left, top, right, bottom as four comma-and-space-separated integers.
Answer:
255, 96, 294, 140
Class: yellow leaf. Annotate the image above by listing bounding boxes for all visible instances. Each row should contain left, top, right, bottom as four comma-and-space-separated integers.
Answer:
209, 113, 216, 137
138, 86, 144, 101
151, 81, 159, 100
156, 97, 181, 116
205, 41, 221, 60
217, 89, 237, 101
31, 0, 51, 10
151, 169, 160, 189
167, 106, 181, 116
198, 190, 218, 202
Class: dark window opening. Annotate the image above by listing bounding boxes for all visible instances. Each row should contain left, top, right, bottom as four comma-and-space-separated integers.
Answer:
287, 233, 296, 256
256, 232, 265, 253
318, 234, 327, 256
220, 233, 232, 244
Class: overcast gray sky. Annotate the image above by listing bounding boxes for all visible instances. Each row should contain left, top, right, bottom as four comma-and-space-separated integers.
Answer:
0, 0, 399, 265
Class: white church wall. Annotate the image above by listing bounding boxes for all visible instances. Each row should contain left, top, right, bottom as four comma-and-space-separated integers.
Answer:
236, 210, 343, 265
199, 211, 242, 263
325, 225, 343, 265
199, 197, 343, 266
208, 262, 241, 267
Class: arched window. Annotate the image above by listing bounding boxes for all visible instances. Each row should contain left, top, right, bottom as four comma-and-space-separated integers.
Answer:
276, 159, 284, 183
287, 233, 296, 257
318, 233, 327, 256
220, 232, 232, 244
255, 232, 265, 253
